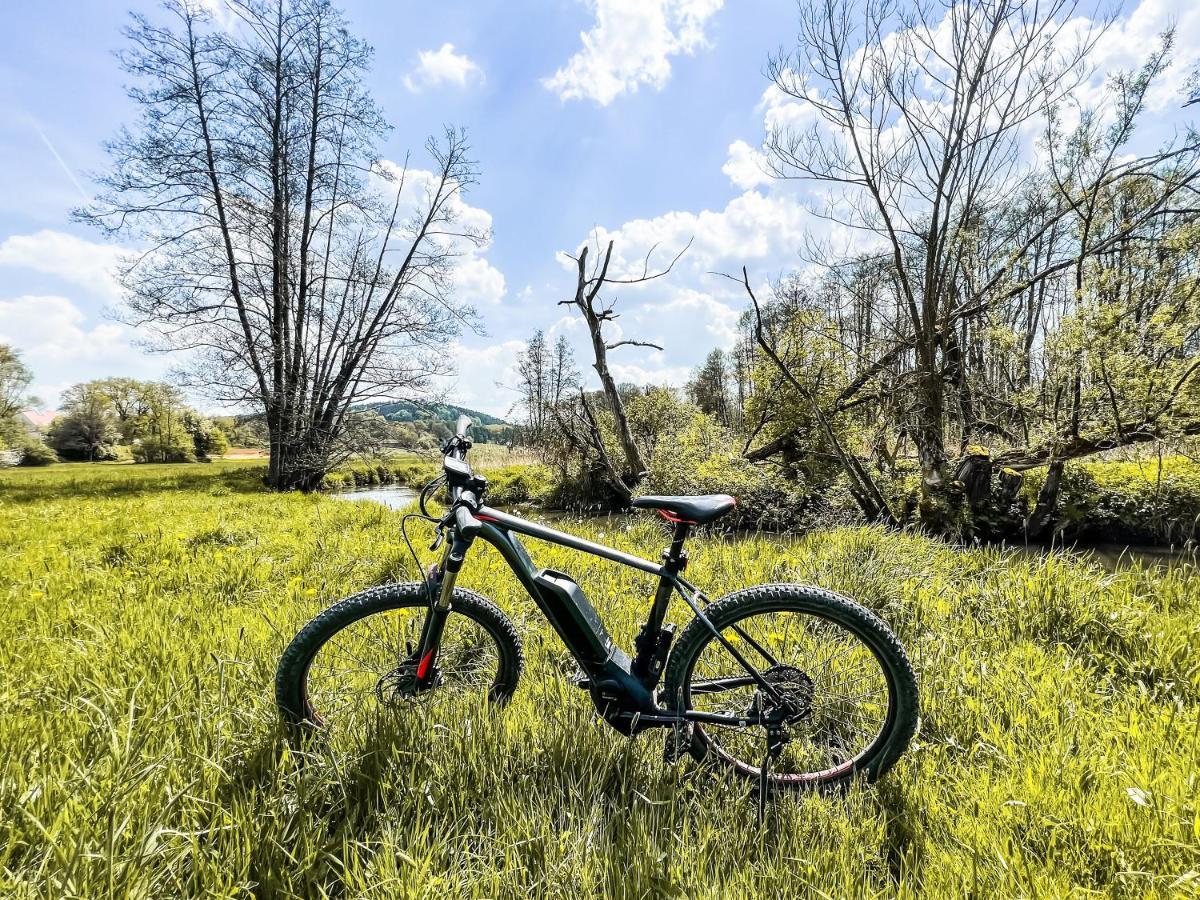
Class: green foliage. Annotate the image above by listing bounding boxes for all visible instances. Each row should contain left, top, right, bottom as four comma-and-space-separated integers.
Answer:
16, 437, 58, 467
0, 463, 1197, 896
0, 343, 35, 423
133, 430, 197, 463
318, 450, 549, 503
642, 410, 820, 530
215, 415, 269, 449
183, 411, 229, 461
1024, 456, 1200, 544
477, 463, 554, 506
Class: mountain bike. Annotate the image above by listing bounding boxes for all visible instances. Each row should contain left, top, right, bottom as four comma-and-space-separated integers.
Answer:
276, 416, 918, 793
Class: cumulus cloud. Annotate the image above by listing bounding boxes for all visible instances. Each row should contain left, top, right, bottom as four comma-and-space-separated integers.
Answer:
0, 295, 164, 407
195, 0, 238, 30
722, 139, 771, 190
454, 256, 507, 307
439, 338, 527, 416
544, 0, 723, 105
0, 230, 127, 301
541, 187, 817, 394
570, 188, 814, 283
373, 160, 507, 307
404, 43, 484, 93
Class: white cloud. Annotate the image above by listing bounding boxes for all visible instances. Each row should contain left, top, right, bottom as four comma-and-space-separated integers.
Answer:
571, 187, 814, 281
194, 0, 238, 30
545, 186, 819, 392
373, 161, 507, 308
0, 230, 127, 301
609, 361, 694, 387
636, 288, 742, 345
0, 295, 164, 407
1075, 0, 1200, 113
440, 339, 527, 416
759, 82, 819, 134
404, 43, 484, 93
544, 0, 724, 105
722, 139, 770, 190
455, 255, 507, 306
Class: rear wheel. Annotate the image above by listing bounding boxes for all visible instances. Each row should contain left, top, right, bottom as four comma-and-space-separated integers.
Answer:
662, 584, 917, 790
275, 583, 523, 746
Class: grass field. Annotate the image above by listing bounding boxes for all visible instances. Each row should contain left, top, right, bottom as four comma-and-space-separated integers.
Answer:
2, 462, 1199, 898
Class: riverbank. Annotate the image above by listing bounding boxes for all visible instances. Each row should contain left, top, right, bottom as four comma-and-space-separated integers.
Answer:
323, 452, 1200, 551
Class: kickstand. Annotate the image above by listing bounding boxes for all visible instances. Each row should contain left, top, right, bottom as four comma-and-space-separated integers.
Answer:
756, 694, 784, 824
757, 748, 772, 822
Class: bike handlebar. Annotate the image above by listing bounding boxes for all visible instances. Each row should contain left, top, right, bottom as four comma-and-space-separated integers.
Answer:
454, 491, 482, 538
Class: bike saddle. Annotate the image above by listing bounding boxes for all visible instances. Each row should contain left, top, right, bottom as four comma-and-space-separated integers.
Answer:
631, 494, 736, 525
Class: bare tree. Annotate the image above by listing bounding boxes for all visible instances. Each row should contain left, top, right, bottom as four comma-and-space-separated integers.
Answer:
514, 330, 550, 444
81, 0, 484, 490
558, 238, 689, 499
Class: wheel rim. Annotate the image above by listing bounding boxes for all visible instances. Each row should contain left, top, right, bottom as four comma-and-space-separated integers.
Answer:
301, 605, 504, 738
682, 607, 895, 785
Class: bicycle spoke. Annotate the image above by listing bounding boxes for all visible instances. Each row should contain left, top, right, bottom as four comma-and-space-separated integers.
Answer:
682, 606, 894, 785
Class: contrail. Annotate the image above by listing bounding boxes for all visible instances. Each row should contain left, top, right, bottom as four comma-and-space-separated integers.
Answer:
30, 117, 91, 205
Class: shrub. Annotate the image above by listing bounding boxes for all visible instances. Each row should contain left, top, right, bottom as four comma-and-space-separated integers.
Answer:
641, 412, 816, 530
17, 439, 58, 467
484, 464, 554, 506
1023, 456, 1200, 545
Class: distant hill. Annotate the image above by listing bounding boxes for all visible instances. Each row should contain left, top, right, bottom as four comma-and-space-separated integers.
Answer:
362, 400, 509, 427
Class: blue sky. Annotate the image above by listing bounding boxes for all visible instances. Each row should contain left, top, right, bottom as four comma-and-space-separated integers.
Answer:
1, 0, 1197, 417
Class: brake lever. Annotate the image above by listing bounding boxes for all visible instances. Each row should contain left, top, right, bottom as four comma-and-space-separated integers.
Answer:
429, 526, 445, 552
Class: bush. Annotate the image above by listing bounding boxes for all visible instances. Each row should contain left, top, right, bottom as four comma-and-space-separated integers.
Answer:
483, 464, 554, 506
1023, 456, 1200, 545
641, 412, 817, 530
17, 439, 58, 466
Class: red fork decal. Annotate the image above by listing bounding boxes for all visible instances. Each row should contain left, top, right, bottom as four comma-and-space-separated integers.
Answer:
416, 648, 436, 680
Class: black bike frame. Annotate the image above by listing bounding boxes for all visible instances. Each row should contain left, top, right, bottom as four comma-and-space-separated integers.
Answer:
419, 493, 785, 733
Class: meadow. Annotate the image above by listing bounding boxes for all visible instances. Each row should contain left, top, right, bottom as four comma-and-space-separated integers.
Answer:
1, 462, 1198, 898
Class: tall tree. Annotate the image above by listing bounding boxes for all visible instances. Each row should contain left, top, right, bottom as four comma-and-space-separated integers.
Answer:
514, 330, 550, 444
82, 0, 483, 490
687, 349, 732, 426
48, 384, 120, 462
762, 0, 1200, 519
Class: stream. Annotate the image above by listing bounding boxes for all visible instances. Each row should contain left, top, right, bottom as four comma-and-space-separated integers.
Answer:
331, 484, 1196, 571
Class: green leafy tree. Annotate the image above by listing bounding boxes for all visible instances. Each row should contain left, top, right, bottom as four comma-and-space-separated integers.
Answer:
48, 384, 120, 461
0, 345, 36, 448
686, 350, 732, 427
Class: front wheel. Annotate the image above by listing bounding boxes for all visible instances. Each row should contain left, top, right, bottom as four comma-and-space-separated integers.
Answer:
662, 584, 918, 790
275, 583, 523, 745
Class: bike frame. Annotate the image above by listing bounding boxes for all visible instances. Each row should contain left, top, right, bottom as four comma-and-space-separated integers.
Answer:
418, 492, 786, 735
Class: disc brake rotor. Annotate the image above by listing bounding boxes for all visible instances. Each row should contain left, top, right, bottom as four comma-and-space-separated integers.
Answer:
375, 661, 434, 705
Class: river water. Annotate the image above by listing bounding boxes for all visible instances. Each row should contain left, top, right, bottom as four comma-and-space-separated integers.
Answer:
331, 485, 1196, 571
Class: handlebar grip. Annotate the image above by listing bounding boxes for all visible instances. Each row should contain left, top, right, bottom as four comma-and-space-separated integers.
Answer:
454, 502, 482, 539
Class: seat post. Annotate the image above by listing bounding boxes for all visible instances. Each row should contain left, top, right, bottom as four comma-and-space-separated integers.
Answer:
632, 520, 691, 687
664, 521, 691, 570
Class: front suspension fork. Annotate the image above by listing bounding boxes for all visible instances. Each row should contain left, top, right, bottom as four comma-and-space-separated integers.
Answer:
415, 536, 468, 688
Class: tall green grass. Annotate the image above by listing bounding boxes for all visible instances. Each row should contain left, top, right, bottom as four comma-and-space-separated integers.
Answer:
1, 463, 1198, 897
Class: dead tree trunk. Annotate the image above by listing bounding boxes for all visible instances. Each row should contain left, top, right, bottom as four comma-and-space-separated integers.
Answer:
559, 238, 688, 497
